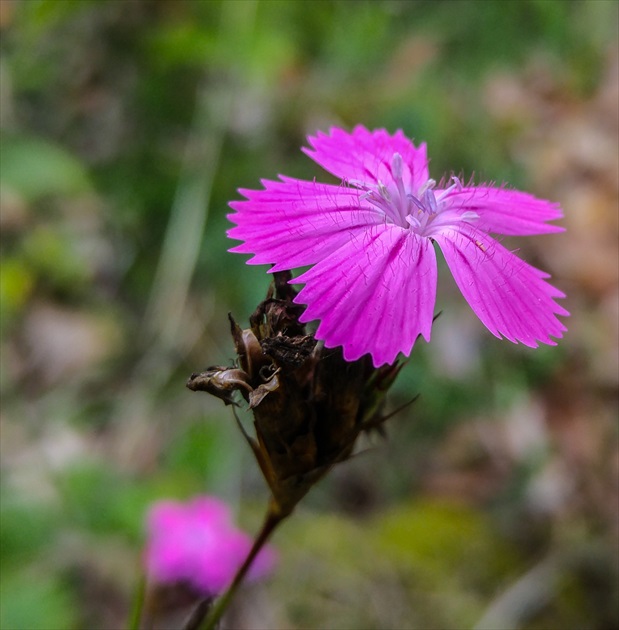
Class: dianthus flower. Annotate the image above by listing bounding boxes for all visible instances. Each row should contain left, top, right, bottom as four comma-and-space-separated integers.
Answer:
228, 126, 568, 366
144, 496, 275, 595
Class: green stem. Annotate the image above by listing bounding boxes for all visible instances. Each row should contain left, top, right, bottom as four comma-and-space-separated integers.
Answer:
183, 506, 286, 630
128, 571, 147, 630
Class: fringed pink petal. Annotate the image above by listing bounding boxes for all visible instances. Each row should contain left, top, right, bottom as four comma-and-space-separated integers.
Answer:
303, 125, 429, 193
439, 186, 564, 235
293, 225, 437, 366
227, 127, 568, 359
228, 177, 384, 271
433, 226, 568, 346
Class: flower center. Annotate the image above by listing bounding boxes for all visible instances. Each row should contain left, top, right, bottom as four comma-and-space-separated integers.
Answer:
361, 153, 466, 235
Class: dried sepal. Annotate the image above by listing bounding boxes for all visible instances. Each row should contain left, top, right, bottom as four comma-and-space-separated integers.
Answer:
248, 369, 280, 409
186, 367, 252, 406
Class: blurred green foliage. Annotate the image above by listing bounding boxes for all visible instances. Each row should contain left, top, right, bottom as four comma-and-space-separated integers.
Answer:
0, 571, 78, 630
0, 136, 91, 201
1, 0, 617, 628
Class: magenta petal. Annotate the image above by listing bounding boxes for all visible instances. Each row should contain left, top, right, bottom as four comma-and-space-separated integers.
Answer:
228, 127, 567, 357
433, 227, 568, 346
228, 177, 384, 271
303, 125, 429, 193
145, 496, 276, 594
294, 225, 437, 366
441, 186, 564, 235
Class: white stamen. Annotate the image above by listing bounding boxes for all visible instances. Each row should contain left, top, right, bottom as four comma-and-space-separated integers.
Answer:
423, 188, 438, 214
418, 178, 436, 197
406, 214, 421, 229
409, 195, 426, 212
436, 175, 463, 201
391, 152, 403, 179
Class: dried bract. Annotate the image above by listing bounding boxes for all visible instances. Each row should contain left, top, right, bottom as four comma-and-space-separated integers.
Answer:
188, 271, 404, 517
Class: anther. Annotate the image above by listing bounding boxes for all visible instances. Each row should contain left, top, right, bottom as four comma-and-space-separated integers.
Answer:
377, 181, 390, 201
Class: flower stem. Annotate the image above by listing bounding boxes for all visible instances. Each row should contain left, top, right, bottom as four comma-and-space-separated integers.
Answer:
128, 571, 147, 630
183, 505, 286, 630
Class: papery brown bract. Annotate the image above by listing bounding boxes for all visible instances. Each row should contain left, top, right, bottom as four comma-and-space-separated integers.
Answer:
188, 271, 404, 517
186, 367, 252, 405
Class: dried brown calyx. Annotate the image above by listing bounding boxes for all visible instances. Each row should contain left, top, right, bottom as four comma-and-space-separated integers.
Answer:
187, 271, 405, 517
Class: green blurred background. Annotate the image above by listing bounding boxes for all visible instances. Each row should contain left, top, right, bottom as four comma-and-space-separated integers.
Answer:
1, 1, 617, 628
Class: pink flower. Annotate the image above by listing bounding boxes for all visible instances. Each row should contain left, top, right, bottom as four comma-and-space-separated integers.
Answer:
228, 126, 568, 367
144, 496, 275, 595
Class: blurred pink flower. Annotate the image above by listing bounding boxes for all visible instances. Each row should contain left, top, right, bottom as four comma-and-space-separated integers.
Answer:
228, 125, 568, 366
144, 496, 276, 595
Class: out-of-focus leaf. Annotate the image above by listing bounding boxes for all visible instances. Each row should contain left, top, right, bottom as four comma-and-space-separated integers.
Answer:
144, 23, 216, 70
0, 493, 60, 568
56, 463, 149, 541
14, 0, 96, 31
55, 462, 204, 543
163, 418, 229, 479
0, 569, 77, 630
0, 257, 35, 329
375, 500, 516, 584
20, 226, 91, 292
0, 135, 91, 202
